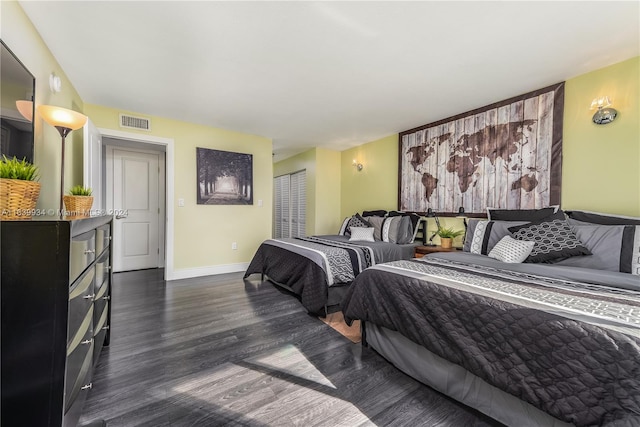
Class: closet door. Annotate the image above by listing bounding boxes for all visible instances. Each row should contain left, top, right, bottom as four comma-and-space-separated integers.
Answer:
290, 171, 306, 238
273, 174, 290, 238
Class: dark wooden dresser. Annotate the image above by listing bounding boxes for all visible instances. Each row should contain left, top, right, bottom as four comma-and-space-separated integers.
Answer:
1, 215, 112, 427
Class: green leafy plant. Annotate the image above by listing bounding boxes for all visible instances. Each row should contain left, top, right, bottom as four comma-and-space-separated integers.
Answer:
436, 227, 464, 239
0, 155, 39, 181
68, 185, 92, 196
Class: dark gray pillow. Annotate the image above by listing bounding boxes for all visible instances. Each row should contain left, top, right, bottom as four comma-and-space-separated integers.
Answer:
487, 206, 558, 221
508, 211, 591, 263
565, 210, 640, 226
362, 210, 387, 217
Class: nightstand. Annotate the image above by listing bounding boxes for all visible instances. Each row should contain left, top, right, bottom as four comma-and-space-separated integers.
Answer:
414, 245, 461, 258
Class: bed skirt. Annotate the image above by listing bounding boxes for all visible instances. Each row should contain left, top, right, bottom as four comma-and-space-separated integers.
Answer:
365, 322, 572, 427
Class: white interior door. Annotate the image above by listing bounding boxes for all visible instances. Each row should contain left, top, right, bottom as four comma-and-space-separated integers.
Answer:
107, 148, 160, 272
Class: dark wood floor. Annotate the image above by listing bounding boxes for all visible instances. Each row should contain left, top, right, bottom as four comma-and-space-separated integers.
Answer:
80, 269, 503, 427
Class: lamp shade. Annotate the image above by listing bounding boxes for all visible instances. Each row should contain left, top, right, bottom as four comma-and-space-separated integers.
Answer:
37, 105, 87, 131
16, 100, 33, 122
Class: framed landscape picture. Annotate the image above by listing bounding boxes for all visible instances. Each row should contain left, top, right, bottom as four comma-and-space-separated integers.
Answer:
398, 83, 564, 215
196, 147, 253, 205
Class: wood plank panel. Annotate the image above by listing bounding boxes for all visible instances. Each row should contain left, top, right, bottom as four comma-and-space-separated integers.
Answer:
536, 92, 554, 207
520, 97, 539, 209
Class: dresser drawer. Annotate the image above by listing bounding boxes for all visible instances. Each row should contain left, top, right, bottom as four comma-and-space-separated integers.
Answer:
64, 331, 94, 413
94, 249, 110, 293
68, 268, 95, 348
93, 296, 109, 334
70, 230, 96, 282
93, 300, 109, 363
95, 224, 111, 257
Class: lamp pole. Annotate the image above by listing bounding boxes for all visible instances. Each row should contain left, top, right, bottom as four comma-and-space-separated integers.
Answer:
54, 126, 72, 217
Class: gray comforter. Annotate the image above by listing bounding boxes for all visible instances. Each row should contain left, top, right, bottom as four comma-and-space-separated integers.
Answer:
342, 252, 640, 426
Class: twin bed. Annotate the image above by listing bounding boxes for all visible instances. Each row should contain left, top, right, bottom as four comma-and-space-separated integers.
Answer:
244, 211, 426, 314
246, 209, 640, 426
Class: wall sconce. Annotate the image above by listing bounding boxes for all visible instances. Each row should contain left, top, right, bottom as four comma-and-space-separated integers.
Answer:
37, 105, 88, 216
49, 72, 62, 93
590, 96, 617, 125
352, 159, 363, 171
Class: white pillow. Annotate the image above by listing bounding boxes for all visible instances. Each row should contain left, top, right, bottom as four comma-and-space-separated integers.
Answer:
488, 236, 535, 263
349, 227, 375, 242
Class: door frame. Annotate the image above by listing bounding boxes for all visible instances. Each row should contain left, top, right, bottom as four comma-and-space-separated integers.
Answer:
97, 128, 175, 280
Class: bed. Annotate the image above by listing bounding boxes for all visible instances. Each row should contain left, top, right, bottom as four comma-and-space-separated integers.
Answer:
244, 211, 426, 315
342, 209, 640, 427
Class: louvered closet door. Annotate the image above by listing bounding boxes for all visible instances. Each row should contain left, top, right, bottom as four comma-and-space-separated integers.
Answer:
290, 171, 306, 237
273, 175, 291, 238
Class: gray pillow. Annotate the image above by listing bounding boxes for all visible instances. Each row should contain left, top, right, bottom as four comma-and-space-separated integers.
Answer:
463, 219, 528, 254
365, 216, 385, 241
382, 216, 413, 244
555, 223, 640, 275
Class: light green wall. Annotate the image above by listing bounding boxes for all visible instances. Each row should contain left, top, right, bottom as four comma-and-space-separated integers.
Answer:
340, 134, 399, 218
1, 1, 85, 211
274, 147, 341, 235
562, 56, 639, 216
85, 104, 273, 271
315, 148, 341, 234
339, 57, 640, 222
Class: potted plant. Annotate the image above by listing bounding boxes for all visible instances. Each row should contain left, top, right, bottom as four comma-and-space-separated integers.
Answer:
437, 227, 464, 249
0, 155, 40, 220
64, 185, 93, 217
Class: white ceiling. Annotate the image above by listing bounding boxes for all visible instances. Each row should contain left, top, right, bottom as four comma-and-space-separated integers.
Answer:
20, 1, 639, 162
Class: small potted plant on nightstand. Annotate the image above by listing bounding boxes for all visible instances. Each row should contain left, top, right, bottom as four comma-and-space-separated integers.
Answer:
0, 155, 40, 220
437, 227, 464, 249
64, 185, 93, 217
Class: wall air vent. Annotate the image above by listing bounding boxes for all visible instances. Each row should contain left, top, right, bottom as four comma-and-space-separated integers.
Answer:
119, 113, 151, 131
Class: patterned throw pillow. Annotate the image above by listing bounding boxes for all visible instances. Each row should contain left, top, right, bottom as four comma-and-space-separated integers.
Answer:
488, 236, 535, 263
340, 214, 371, 236
508, 211, 591, 263
349, 227, 375, 242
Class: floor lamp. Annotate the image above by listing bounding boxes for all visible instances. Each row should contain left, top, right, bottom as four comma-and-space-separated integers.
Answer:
37, 105, 88, 216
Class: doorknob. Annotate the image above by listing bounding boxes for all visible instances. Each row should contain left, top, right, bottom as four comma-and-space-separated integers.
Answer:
116, 213, 128, 220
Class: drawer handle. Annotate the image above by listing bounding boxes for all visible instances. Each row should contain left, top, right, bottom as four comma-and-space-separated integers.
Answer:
103, 295, 111, 301
81, 383, 93, 390
84, 249, 95, 255
102, 325, 110, 330
81, 338, 93, 345
83, 294, 95, 300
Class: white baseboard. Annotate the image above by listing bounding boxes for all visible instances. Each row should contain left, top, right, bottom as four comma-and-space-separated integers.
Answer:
166, 262, 250, 281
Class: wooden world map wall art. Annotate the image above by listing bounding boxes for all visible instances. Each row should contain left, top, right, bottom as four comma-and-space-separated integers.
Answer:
398, 82, 564, 215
